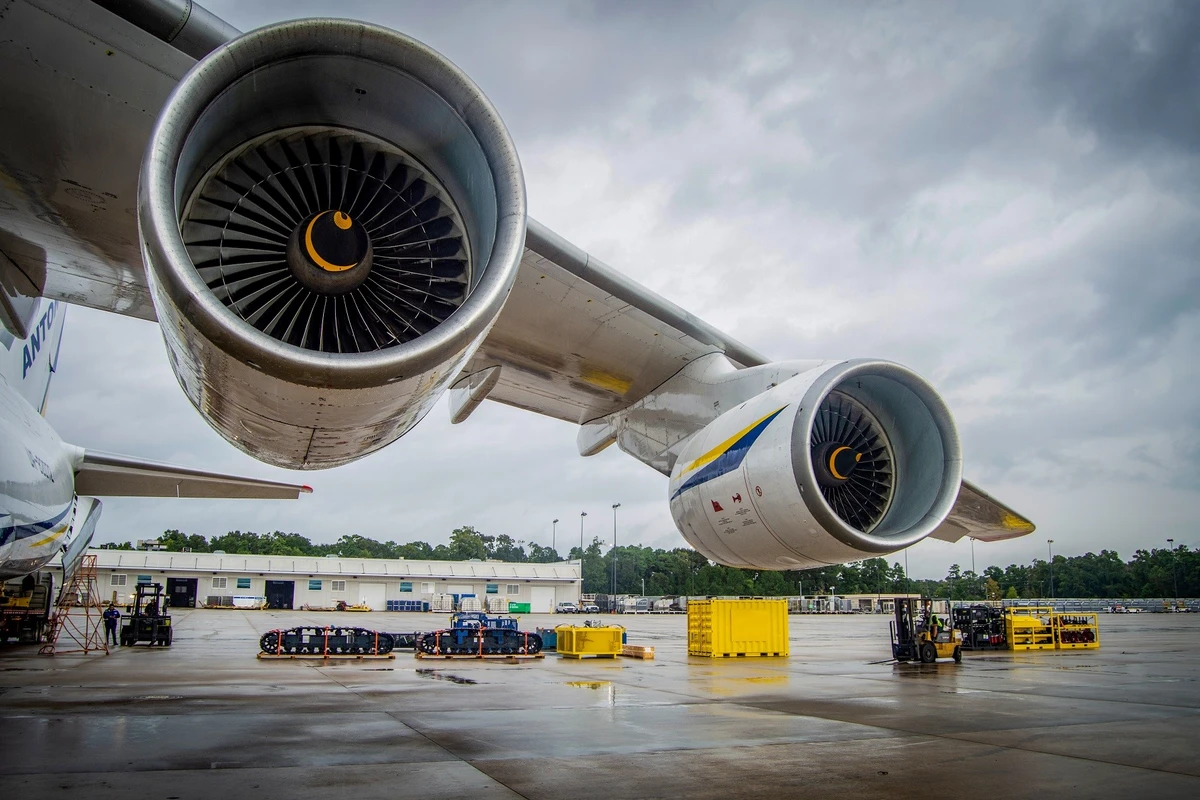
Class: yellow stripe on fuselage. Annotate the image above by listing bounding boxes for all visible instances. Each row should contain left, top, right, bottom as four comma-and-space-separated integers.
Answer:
30, 524, 69, 548
681, 406, 787, 477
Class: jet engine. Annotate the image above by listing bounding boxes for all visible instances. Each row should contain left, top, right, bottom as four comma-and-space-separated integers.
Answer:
139, 19, 526, 468
668, 360, 962, 569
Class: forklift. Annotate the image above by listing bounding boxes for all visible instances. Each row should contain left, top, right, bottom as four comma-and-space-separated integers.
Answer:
890, 597, 961, 663
120, 583, 173, 647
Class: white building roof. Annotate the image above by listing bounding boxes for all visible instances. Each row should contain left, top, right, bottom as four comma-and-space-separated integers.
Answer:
72, 549, 582, 582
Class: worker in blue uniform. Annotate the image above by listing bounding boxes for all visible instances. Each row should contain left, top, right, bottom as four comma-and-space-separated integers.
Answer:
103, 603, 121, 645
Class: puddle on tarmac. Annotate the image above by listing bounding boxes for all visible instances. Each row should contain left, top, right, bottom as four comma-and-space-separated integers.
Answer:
416, 669, 477, 685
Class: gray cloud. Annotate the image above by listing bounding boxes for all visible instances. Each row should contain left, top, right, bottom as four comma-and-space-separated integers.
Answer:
43, 0, 1200, 579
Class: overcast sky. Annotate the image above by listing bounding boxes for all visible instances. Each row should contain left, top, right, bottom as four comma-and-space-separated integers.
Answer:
47, 1, 1200, 578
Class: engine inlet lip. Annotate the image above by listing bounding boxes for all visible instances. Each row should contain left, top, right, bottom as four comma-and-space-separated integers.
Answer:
791, 359, 963, 554
140, 18, 526, 388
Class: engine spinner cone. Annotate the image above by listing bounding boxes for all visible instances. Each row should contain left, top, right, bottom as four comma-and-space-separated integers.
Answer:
287, 210, 373, 294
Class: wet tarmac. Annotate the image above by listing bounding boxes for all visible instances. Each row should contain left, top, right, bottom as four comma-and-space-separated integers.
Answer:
2, 610, 1198, 798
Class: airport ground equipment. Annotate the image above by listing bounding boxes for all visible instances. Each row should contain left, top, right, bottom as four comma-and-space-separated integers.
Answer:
0, 573, 53, 644
415, 612, 543, 656
688, 598, 789, 658
259, 626, 395, 656
386, 600, 430, 612
536, 627, 558, 650
335, 600, 371, 612
39, 555, 108, 655
891, 597, 962, 663
121, 583, 172, 647
952, 604, 1006, 651
1004, 606, 1055, 651
1054, 613, 1100, 649
555, 625, 625, 659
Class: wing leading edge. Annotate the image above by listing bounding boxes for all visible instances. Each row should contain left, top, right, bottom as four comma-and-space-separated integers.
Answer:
74, 450, 312, 500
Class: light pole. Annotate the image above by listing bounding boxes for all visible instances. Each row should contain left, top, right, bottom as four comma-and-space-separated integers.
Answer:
1168, 538, 1178, 607
1047, 539, 1055, 601
970, 537, 976, 575
579, 512, 588, 596
611, 503, 620, 596
552, 519, 558, 557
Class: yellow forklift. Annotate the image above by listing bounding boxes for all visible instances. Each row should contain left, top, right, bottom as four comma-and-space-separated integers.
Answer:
120, 583, 173, 647
890, 597, 962, 663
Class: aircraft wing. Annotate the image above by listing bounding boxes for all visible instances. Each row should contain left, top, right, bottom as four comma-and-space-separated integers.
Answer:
927, 480, 1036, 543
74, 450, 312, 499
461, 219, 768, 425
0, 0, 1034, 551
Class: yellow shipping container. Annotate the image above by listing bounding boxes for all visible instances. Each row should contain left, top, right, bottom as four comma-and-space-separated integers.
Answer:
555, 625, 624, 658
688, 598, 789, 658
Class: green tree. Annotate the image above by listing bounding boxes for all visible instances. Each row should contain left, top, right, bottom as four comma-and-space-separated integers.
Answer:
448, 526, 488, 561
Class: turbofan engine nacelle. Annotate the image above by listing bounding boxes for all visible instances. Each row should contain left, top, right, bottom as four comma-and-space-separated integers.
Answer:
139, 19, 526, 468
668, 360, 962, 569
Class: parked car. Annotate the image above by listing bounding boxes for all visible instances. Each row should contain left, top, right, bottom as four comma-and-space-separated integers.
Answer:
580, 603, 600, 614
556, 602, 579, 614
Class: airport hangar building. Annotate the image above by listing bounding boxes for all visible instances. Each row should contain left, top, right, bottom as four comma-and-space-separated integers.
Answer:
53, 549, 583, 612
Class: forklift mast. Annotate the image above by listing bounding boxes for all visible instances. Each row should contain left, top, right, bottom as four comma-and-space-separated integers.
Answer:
132, 583, 165, 618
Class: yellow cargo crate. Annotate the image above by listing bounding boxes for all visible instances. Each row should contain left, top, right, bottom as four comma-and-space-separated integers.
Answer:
688, 598, 789, 658
555, 625, 624, 659
1005, 606, 1055, 651
1054, 613, 1100, 649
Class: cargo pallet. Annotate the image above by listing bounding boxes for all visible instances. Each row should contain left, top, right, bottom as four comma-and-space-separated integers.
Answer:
415, 651, 544, 661
258, 653, 395, 660
620, 644, 655, 660
695, 649, 789, 658
559, 652, 616, 659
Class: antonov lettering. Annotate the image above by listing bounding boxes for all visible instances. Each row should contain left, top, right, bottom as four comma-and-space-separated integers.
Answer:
20, 302, 56, 380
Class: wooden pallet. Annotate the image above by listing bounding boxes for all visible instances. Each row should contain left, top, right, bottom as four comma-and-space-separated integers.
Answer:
414, 651, 545, 661
559, 652, 618, 659
689, 651, 788, 658
257, 652, 395, 660
620, 644, 655, 660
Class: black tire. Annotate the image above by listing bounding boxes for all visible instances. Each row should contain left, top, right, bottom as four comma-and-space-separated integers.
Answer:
953, 646, 962, 664
920, 642, 938, 663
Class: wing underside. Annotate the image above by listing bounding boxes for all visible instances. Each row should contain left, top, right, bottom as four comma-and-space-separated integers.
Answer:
462, 219, 768, 426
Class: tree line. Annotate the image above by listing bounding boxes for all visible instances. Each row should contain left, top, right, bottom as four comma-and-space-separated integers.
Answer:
96, 528, 1197, 599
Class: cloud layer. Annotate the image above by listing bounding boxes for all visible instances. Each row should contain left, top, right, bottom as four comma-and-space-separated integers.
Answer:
46, 1, 1200, 578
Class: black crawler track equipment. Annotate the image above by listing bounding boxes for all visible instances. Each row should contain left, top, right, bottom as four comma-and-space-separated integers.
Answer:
415, 612, 543, 656
260, 626, 395, 656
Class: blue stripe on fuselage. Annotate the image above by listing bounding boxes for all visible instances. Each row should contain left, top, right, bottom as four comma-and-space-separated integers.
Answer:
0, 503, 72, 547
